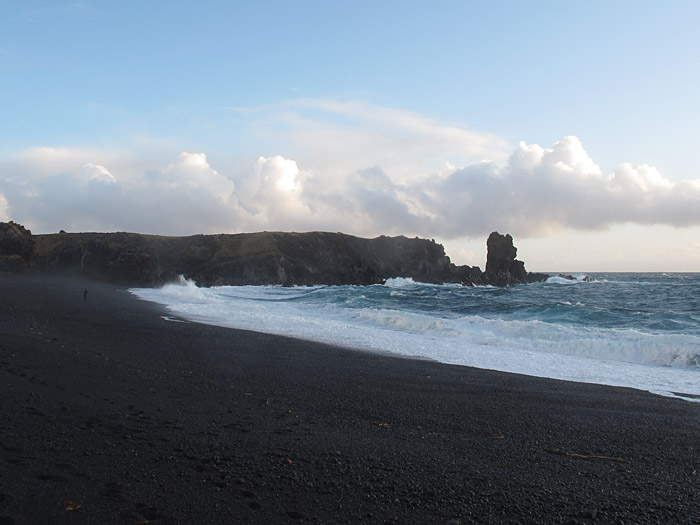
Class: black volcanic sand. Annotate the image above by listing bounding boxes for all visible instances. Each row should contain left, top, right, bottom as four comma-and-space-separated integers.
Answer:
1, 274, 699, 525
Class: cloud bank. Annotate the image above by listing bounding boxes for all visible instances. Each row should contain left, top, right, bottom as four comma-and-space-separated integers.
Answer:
428, 136, 700, 237
2, 130, 699, 244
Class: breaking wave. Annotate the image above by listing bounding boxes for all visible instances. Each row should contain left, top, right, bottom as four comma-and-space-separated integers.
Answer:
132, 273, 700, 399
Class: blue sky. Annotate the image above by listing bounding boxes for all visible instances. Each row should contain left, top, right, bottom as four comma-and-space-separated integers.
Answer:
2, 1, 700, 271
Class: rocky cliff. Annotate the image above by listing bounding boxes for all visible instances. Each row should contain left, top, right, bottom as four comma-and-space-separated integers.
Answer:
0, 222, 547, 287
0, 222, 35, 272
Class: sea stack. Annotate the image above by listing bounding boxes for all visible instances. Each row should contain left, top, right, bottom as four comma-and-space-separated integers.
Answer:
485, 232, 547, 286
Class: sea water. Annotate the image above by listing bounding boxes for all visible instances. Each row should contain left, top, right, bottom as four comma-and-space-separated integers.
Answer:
131, 273, 700, 400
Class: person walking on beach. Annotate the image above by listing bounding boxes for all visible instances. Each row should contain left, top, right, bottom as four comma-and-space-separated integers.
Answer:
83, 288, 88, 302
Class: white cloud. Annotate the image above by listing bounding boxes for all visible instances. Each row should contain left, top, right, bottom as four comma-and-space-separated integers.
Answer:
126, 152, 241, 233
422, 136, 700, 238
253, 155, 300, 195
231, 156, 311, 227
153, 152, 235, 204
0, 194, 9, 222
230, 98, 513, 186
81, 163, 116, 183
291, 99, 509, 163
2, 132, 700, 252
8, 146, 156, 184
1, 148, 238, 234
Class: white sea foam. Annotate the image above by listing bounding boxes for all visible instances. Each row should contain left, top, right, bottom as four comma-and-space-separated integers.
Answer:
131, 276, 700, 400
384, 277, 419, 288
545, 274, 599, 285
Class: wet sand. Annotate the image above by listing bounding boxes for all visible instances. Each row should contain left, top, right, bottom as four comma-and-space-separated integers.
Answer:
1, 273, 699, 524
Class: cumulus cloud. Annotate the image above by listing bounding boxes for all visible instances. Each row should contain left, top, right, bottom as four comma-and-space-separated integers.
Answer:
2, 135, 700, 244
423, 136, 700, 237
230, 155, 311, 226
0, 148, 239, 233
146, 152, 235, 205
0, 193, 9, 222
81, 163, 116, 183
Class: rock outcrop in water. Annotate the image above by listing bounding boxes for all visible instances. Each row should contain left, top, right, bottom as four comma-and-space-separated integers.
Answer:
0, 222, 547, 287
485, 232, 549, 286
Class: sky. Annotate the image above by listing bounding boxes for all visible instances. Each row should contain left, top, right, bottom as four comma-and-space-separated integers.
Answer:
1, 1, 700, 272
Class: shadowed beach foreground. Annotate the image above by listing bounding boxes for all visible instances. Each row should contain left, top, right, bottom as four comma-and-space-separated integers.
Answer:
1, 274, 699, 524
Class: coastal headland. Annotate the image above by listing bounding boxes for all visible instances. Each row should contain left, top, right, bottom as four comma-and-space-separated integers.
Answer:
0, 221, 546, 287
1, 273, 699, 524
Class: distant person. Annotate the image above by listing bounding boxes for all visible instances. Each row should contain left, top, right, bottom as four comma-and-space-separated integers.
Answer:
83, 288, 89, 302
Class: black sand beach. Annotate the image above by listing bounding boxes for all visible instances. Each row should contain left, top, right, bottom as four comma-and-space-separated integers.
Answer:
1, 274, 699, 524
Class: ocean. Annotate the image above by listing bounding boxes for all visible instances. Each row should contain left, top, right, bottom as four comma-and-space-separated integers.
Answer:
131, 273, 700, 401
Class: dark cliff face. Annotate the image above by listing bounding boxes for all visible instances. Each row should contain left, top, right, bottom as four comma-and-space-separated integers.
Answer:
28, 232, 160, 284
20, 230, 463, 286
0, 222, 546, 287
0, 222, 35, 271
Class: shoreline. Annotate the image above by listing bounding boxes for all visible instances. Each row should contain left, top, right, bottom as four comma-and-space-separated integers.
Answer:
1, 273, 699, 524
130, 277, 700, 404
